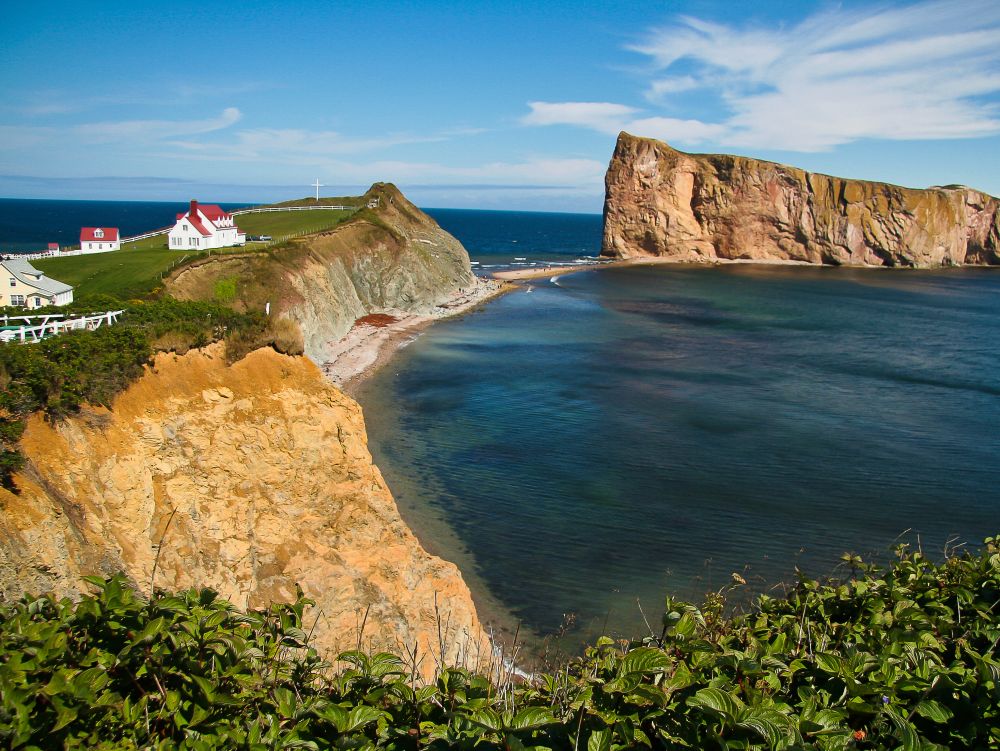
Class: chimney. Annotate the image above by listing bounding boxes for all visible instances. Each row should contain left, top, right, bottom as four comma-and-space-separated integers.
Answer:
190, 199, 198, 217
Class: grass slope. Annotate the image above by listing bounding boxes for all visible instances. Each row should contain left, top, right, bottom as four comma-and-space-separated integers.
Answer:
33, 247, 190, 299
32, 202, 355, 299
235, 208, 353, 238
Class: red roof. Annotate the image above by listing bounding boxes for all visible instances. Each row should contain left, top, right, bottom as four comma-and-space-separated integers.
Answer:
80, 227, 119, 242
176, 201, 229, 235
47, 243, 59, 250
198, 204, 229, 221
186, 213, 212, 236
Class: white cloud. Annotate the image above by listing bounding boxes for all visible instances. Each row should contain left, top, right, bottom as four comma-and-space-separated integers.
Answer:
74, 107, 243, 142
521, 102, 639, 133
525, 0, 1000, 151
522, 101, 724, 145
167, 127, 445, 160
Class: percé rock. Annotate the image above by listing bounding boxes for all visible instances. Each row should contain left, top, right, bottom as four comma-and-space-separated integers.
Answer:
603, 132, 1000, 267
167, 183, 478, 363
0, 345, 485, 677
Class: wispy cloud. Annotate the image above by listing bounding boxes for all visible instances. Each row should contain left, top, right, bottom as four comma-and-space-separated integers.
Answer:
73, 107, 243, 142
166, 127, 446, 160
524, 0, 1000, 151
522, 102, 726, 143
522, 102, 641, 133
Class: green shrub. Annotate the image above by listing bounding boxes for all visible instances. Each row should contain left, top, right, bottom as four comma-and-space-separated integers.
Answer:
2, 540, 998, 749
0, 298, 273, 490
212, 277, 237, 304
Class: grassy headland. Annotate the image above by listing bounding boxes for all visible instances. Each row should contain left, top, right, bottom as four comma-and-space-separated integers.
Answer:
0, 195, 366, 487
32, 203, 357, 299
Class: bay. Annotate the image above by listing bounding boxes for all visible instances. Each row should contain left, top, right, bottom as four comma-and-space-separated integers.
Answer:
359, 213, 1000, 646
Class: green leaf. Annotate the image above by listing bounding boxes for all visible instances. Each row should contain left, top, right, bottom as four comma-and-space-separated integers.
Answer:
191, 674, 216, 704
274, 687, 296, 719
587, 728, 612, 751
468, 708, 503, 731
914, 699, 954, 724
51, 697, 78, 732
815, 652, 845, 675
620, 647, 670, 675
509, 706, 557, 730
343, 705, 384, 733
688, 687, 744, 723
368, 652, 406, 677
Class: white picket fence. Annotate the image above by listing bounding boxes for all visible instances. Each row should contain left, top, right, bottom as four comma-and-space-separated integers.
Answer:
0, 310, 124, 344
231, 205, 355, 214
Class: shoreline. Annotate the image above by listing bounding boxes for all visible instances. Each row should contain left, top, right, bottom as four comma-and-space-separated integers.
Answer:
321, 276, 513, 396
490, 254, 816, 281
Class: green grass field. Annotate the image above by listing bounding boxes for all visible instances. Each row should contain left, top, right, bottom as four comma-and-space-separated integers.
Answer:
34, 204, 357, 299
33, 247, 192, 299
234, 208, 354, 238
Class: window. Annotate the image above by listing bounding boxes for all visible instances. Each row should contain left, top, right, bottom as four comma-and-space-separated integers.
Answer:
9, 277, 15, 287
11, 295, 25, 306
33, 297, 41, 307
94, 228, 104, 239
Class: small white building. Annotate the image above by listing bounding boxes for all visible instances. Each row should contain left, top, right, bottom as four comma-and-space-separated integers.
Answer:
1, 258, 74, 308
80, 227, 120, 252
168, 200, 245, 251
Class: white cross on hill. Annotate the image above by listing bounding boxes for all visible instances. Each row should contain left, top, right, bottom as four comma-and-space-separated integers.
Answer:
311, 178, 325, 201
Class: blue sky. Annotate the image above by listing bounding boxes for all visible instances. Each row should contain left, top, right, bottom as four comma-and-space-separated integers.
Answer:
1, 0, 998, 212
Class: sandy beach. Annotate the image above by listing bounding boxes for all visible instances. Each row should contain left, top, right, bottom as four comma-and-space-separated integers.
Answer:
491, 254, 815, 281
321, 277, 512, 394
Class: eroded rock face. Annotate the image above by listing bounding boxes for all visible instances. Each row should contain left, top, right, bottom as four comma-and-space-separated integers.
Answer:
603, 132, 1000, 267
0, 345, 485, 676
167, 184, 479, 363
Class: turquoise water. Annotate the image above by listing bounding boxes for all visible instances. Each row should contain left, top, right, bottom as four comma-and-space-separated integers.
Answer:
357, 261, 1000, 645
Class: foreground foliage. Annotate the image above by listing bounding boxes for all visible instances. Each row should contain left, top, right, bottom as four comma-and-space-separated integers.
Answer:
1, 540, 998, 749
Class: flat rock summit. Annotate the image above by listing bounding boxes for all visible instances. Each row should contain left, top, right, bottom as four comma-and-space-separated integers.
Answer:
603, 132, 1000, 267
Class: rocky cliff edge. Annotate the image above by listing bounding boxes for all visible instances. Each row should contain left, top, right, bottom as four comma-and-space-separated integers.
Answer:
166, 183, 481, 363
603, 132, 1000, 267
0, 344, 485, 677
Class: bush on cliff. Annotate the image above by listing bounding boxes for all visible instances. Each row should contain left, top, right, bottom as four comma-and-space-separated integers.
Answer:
0, 298, 301, 490
1, 540, 997, 749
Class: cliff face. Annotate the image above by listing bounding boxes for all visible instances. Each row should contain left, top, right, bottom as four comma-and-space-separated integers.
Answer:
0, 345, 484, 675
167, 184, 479, 362
603, 132, 1000, 267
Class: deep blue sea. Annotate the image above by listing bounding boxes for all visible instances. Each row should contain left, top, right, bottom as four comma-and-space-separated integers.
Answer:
0, 198, 248, 252
359, 210, 1000, 647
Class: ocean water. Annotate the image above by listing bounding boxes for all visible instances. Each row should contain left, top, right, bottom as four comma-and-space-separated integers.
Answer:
0, 198, 248, 253
425, 208, 602, 271
357, 216, 1000, 646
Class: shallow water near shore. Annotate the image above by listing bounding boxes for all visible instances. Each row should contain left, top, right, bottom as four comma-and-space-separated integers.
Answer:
359, 223, 1000, 649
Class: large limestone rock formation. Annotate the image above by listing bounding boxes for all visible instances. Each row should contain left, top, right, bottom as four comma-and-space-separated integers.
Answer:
603, 132, 1000, 267
167, 183, 480, 363
0, 345, 485, 676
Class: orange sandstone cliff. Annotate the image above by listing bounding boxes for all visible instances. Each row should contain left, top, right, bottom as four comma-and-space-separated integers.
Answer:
603, 132, 1000, 267
0, 344, 484, 675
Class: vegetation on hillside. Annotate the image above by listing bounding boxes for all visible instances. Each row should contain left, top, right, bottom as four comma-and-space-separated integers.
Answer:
33, 248, 200, 300
30, 203, 355, 300
1, 540, 997, 749
0, 194, 367, 487
0, 298, 303, 490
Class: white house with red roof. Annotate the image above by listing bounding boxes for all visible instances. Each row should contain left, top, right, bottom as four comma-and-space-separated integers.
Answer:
168, 200, 245, 251
80, 227, 120, 252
